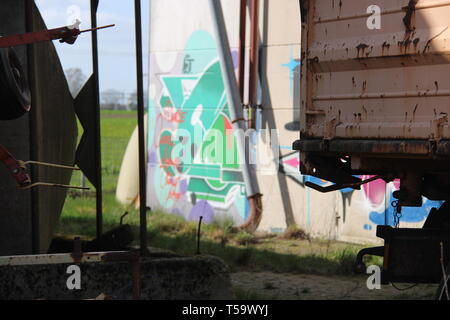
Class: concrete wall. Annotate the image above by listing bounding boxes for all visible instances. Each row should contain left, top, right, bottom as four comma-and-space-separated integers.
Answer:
146, 0, 442, 244
0, 254, 231, 300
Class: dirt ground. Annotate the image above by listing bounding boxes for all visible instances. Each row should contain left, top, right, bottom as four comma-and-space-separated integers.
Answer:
231, 272, 439, 300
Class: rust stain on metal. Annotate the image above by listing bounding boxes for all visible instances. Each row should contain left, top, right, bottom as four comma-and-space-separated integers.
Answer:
356, 43, 369, 51
403, 0, 418, 32
381, 42, 391, 55
362, 105, 368, 115
356, 43, 369, 57
362, 81, 367, 92
413, 104, 419, 118
71, 237, 83, 263
309, 56, 319, 64
398, 35, 415, 54
371, 141, 428, 155
399, 38, 412, 48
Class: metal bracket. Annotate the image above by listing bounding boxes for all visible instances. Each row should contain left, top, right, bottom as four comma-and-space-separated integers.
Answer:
305, 175, 383, 193
0, 144, 88, 190
18, 160, 89, 190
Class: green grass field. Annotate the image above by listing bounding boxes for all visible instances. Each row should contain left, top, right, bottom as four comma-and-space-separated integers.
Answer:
58, 110, 381, 277
60, 110, 138, 234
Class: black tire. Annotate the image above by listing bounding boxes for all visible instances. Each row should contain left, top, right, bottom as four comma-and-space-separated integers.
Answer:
0, 47, 31, 120
436, 263, 450, 300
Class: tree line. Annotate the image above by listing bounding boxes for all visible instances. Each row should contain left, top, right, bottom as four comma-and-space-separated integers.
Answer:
65, 68, 147, 111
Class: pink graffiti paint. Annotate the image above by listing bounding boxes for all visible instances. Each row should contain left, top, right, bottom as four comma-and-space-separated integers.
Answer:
160, 158, 179, 176
161, 107, 186, 123
159, 134, 175, 147
224, 117, 233, 150
168, 190, 183, 201
361, 175, 386, 208
392, 179, 400, 190
283, 157, 300, 169
166, 175, 180, 187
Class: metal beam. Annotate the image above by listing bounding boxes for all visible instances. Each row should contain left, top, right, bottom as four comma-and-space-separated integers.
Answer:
90, 0, 103, 239
134, 0, 148, 256
208, 0, 261, 204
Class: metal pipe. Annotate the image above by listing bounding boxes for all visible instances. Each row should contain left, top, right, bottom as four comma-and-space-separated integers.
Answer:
90, 0, 103, 240
248, 0, 259, 129
208, 0, 260, 209
134, 0, 148, 256
240, 0, 264, 233
238, 0, 247, 101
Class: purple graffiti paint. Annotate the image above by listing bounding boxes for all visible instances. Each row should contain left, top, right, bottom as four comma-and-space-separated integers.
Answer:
231, 50, 239, 70
149, 151, 157, 165
179, 179, 188, 194
171, 208, 183, 217
188, 200, 214, 223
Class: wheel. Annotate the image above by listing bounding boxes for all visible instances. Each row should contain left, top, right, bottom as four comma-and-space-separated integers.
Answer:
436, 263, 450, 300
0, 47, 31, 120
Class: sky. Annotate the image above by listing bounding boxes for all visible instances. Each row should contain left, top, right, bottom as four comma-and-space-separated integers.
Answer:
35, 0, 150, 96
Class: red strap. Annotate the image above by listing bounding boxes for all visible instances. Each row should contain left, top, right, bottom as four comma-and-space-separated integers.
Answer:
0, 145, 31, 187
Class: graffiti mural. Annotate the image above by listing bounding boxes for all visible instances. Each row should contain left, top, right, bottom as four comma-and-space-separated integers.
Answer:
147, 30, 249, 224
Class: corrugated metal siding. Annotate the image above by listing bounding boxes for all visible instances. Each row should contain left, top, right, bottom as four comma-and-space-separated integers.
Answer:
302, 0, 450, 140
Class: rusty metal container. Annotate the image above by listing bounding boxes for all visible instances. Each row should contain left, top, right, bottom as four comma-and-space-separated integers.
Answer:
294, 0, 450, 205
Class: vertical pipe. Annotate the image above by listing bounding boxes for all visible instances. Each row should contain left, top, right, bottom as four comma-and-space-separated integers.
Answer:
26, 0, 39, 254
90, 0, 103, 239
238, 0, 247, 101
134, 0, 148, 256
248, 0, 259, 129
208, 0, 259, 200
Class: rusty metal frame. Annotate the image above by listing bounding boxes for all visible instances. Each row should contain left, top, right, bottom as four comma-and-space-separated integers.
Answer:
248, 0, 259, 130
238, 0, 247, 101
294, 139, 450, 158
